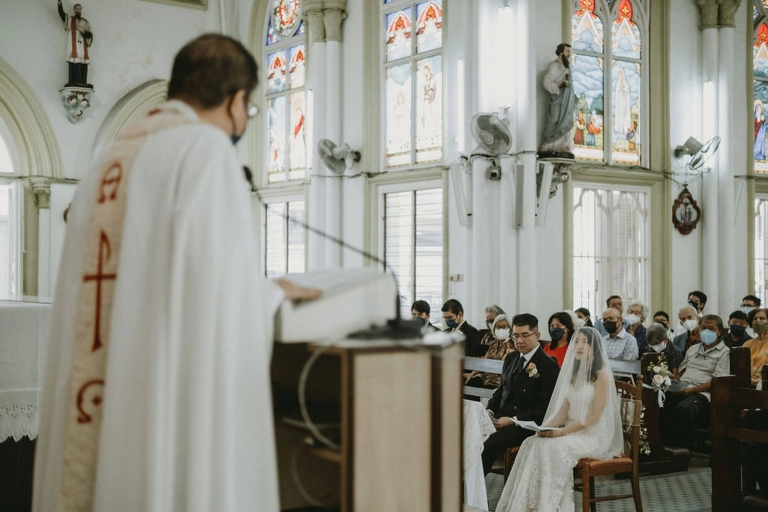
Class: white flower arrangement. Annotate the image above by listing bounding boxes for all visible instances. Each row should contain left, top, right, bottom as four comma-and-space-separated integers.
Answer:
526, 363, 540, 378
647, 362, 672, 393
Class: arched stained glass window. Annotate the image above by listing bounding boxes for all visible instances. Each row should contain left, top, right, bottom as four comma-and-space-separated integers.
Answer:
570, 0, 646, 166
264, 0, 307, 184
382, 0, 443, 168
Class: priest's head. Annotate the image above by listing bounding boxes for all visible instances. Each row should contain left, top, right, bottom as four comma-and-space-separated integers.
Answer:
168, 34, 259, 144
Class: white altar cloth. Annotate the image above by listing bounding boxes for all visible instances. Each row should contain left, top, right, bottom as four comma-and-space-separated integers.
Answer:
0, 298, 52, 441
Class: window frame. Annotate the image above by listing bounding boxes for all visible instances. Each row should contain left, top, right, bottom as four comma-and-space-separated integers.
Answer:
257, 186, 308, 278
369, 169, 447, 321
379, 0, 446, 173
569, 0, 649, 168
261, 0, 309, 187
570, 180, 652, 316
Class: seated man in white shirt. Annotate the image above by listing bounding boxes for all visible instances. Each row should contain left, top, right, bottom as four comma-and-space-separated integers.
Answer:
659, 319, 730, 450
600, 308, 639, 360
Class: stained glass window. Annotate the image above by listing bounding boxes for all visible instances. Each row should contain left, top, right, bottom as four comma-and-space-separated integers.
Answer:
383, 0, 443, 168
755, 2, 768, 172
264, 0, 307, 184
571, 0, 645, 166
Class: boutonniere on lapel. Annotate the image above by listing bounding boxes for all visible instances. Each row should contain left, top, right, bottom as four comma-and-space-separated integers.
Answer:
526, 362, 540, 378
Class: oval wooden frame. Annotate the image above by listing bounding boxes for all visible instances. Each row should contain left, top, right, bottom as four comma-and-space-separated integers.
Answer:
672, 187, 701, 235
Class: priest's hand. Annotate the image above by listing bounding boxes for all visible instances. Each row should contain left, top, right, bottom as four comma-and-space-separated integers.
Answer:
275, 278, 322, 302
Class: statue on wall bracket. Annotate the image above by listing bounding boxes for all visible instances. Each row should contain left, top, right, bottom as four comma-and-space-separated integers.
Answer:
672, 187, 701, 235
57, 0, 94, 123
539, 43, 576, 160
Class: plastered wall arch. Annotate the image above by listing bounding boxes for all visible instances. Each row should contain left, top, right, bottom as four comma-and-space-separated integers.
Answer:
92, 79, 169, 158
0, 56, 63, 178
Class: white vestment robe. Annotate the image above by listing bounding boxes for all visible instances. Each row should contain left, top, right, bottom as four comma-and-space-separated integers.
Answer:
33, 101, 282, 512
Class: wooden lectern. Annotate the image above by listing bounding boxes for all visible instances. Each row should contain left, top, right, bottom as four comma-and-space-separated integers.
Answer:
272, 338, 463, 511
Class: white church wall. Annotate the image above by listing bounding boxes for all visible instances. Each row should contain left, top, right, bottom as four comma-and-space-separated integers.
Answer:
0, 0, 218, 179
667, 0, 704, 311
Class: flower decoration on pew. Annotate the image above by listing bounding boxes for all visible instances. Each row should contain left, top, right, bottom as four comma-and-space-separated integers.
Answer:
645, 361, 672, 407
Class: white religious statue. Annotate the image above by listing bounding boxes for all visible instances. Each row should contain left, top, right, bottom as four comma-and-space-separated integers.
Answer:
57, 0, 93, 88
33, 34, 320, 512
540, 43, 576, 157
614, 68, 632, 137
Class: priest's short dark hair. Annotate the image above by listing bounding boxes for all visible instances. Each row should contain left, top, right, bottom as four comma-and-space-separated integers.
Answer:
168, 34, 258, 109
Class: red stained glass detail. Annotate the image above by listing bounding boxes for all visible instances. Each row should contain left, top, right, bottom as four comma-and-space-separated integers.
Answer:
580, 0, 596, 13
759, 23, 768, 45
617, 0, 633, 20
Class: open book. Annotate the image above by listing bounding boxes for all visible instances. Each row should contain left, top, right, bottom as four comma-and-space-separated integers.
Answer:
513, 418, 563, 432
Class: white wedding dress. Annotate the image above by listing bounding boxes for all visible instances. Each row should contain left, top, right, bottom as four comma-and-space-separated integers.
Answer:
495, 384, 615, 512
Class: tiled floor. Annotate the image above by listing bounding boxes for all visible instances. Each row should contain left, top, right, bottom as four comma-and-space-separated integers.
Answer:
485, 466, 712, 511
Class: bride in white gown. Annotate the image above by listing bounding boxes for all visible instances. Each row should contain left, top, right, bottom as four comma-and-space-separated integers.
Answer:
495, 327, 623, 512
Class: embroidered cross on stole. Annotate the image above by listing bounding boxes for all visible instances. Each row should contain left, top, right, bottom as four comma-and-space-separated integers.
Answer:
58, 111, 197, 511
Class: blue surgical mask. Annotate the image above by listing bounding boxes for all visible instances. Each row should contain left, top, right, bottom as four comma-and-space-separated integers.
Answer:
446, 319, 458, 329
741, 306, 754, 315
700, 329, 718, 345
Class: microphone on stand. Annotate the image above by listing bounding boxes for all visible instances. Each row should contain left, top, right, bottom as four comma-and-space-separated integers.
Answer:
243, 167, 424, 340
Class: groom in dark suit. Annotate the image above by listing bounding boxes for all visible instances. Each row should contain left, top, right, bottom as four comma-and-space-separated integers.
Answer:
482, 313, 560, 474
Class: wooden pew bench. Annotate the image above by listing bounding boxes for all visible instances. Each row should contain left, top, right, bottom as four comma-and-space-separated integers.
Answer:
710, 365, 768, 512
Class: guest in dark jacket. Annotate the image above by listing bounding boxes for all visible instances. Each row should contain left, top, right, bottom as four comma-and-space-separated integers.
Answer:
442, 299, 481, 357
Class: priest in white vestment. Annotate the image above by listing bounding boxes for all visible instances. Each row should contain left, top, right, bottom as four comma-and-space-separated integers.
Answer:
33, 34, 319, 512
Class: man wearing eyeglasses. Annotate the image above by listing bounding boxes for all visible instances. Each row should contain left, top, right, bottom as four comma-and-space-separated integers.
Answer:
33, 34, 319, 512
481, 313, 560, 474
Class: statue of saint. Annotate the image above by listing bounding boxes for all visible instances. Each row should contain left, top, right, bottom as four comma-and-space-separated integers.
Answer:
540, 43, 576, 158
57, 0, 94, 88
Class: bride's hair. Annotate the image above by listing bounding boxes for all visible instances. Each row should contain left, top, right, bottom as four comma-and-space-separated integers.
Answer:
569, 328, 605, 384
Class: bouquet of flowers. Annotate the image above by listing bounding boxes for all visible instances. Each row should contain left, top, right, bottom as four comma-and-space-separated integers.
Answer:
647, 361, 672, 392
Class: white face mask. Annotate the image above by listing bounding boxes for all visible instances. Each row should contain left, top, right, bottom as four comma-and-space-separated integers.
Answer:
575, 318, 586, 328
683, 319, 699, 332
651, 342, 667, 353
495, 328, 510, 340
624, 314, 641, 325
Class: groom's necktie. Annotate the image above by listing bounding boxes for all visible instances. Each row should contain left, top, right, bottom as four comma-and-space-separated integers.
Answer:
514, 355, 526, 376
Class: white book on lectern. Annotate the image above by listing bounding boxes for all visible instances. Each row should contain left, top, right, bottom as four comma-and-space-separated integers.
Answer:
274, 269, 397, 343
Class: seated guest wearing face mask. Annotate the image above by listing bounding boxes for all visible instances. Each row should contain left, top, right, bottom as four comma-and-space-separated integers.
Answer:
643, 323, 684, 374
411, 300, 439, 332
600, 308, 639, 360
465, 314, 515, 390
478, 305, 507, 349
745, 308, 768, 387
742, 295, 761, 337
544, 312, 574, 366
442, 299, 481, 357
625, 302, 649, 354
672, 306, 701, 353
575, 307, 593, 328
660, 314, 730, 450
653, 310, 675, 341
722, 310, 752, 348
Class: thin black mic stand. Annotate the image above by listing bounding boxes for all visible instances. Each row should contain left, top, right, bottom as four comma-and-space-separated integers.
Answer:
244, 167, 423, 340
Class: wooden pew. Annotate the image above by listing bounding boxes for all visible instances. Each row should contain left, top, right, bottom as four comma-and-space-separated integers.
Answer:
463, 357, 504, 400
711, 369, 768, 511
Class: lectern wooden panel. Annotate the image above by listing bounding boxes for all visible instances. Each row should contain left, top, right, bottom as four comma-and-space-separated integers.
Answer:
272, 340, 462, 511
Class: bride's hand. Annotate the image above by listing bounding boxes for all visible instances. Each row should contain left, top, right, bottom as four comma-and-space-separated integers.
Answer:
537, 430, 563, 438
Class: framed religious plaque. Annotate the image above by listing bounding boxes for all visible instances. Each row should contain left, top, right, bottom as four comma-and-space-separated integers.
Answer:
672, 187, 701, 235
